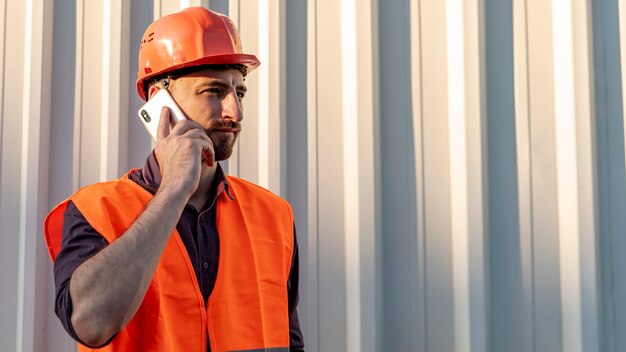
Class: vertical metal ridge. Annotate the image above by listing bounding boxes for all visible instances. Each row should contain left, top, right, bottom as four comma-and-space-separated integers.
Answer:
523, 0, 565, 348
17, 1, 34, 349
572, 0, 600, 350
475, 0, 491, 349
412, 0, 428, 349
520, 1, 534, 350
521, 0, 535, 314
313, 0, 320, 345
408, 0, 430, 349
72, 0, 85, 189
340, 0, 360, 350
100, 0, 111, 181
619, 0, 626, 182
552, 0, 584, 348
463, 0, 489, 348
257, 0, 269, 189
227, 0, 240, 176
0, 0, 7, 209
153, 0, 161, 20
278, 0, 287, 197
524, 0, 537, 347
305, 0, 320, 350
513, 0, 536, 349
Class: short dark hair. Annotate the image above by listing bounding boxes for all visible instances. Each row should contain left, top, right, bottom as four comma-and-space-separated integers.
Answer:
144, 64, 247, 99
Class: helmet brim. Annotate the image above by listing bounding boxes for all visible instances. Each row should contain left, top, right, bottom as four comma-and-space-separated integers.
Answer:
136, 53, 260, 101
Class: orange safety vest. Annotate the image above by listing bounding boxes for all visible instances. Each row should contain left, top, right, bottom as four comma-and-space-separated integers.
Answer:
44, 172, 293, 352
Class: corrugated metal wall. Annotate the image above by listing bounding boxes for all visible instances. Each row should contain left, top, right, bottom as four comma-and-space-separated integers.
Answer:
2, 0, 626, 351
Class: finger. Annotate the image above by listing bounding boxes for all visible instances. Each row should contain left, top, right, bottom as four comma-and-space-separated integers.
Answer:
156, 107, 172, 142
205, 150, 215, 167
200, 141, 215, 167
181, 128, 211, 142
170, 119, 206, 136
190, 138, 214, 167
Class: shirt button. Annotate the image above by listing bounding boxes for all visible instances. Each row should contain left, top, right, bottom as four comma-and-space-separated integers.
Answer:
203, 262, 209, 269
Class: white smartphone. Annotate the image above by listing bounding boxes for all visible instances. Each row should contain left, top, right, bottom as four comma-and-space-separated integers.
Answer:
137, 89, 187, 141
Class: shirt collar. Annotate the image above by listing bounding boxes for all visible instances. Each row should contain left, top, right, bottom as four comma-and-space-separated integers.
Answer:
141, 150, 233, 200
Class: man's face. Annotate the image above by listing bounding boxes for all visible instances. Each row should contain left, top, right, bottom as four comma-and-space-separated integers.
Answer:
166, 68, 246, 161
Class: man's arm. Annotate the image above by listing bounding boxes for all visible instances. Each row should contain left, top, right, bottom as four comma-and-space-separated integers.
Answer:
53, 201, 110, 346
69, 184, 188, 346
68, 108, 214, 346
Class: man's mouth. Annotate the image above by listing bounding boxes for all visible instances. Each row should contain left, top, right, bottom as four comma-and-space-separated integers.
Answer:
208, 120, 241, 135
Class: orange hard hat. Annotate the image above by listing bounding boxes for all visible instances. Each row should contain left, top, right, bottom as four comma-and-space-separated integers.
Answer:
136, 7, 260, 100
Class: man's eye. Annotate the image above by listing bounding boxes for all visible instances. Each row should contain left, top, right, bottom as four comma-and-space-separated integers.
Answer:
237, 92, 246, 99
202, 88, 222, 95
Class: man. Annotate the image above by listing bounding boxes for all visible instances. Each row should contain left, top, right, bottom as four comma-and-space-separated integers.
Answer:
44, 7, 304, 352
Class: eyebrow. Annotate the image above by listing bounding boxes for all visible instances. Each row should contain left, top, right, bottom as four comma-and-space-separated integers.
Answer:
196, 80, 247, 92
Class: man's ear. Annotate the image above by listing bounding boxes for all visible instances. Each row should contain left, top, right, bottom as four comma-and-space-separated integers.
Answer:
147, 84, 160, 100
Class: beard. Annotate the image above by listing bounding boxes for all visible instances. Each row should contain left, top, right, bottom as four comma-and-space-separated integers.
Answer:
211, 133, 237, 160
206, 120, 241, 161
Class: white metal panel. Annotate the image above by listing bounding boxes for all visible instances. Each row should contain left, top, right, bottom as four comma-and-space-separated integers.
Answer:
447, 0, 488, 350
47, 3, 79, 349
341, 0, 361, 349
463, 0, 489, 349
284, 0, 311, 350
127, 0, 154, 171
257, 0, 270, 189
71, 0, 83, 189
184, 0, 209, 8
570, 0, 600, 350
341, 0, 380, 351
553, 0, 600, 351
155, 0, 184, 17
552, 0, 584, 349
0, 0, 4, 149
225, 0, 239, 176
100, 0, 130, 180
153, 0, 160, 18
74, 0, 104, 186
447, 0, 472, 346
0, 0, 26, 350
3, 1, 626, 351
523, 0, 563, 350
354, 1, 380, 351
17, 0, 53, 350
256, 0, 286, 194
234, 0, 260, 183
314, 1, 347, 350
420, 0, 456, 350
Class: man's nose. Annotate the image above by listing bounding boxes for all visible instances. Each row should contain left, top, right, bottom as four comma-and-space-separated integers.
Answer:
222, 92, 244, 122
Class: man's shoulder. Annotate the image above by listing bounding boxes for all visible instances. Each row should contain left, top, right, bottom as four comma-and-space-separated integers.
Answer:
72, 172, 146, 204
226, 176, 290, 207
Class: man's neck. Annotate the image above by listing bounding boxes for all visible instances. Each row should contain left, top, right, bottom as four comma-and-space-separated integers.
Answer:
188, 163, 217, 210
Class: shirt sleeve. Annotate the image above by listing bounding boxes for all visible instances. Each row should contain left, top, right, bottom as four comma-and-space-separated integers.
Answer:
288, 225, 305, 351
53, 200, 114, 347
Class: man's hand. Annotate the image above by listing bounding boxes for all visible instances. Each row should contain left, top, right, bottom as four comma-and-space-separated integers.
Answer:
154, 107, 215, 197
